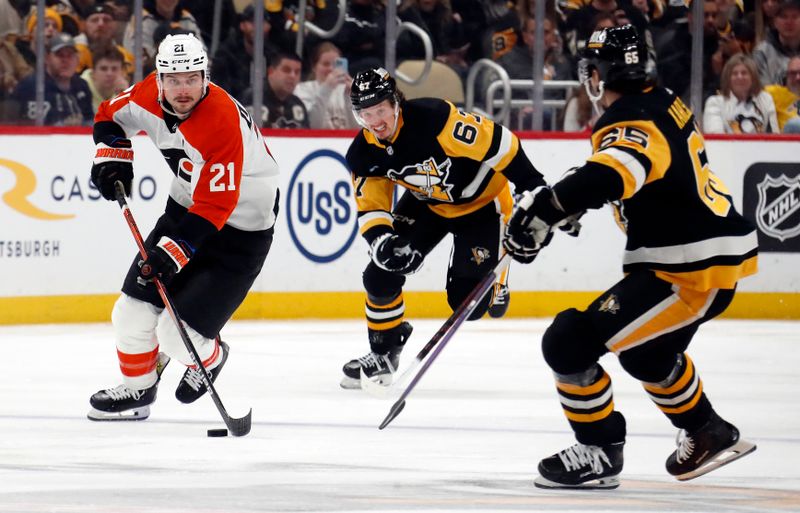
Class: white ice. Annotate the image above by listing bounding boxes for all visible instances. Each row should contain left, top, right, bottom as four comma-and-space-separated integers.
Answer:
0, 318, 798, 513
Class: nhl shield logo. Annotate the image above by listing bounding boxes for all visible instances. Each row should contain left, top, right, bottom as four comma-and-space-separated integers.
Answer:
755, 174, 800, 242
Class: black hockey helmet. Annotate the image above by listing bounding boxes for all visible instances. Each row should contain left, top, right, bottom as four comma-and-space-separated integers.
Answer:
350, 67, 398, 110
579, 24, 647, 93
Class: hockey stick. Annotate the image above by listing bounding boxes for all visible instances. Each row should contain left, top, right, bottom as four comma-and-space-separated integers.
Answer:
368, 253, 512, 430
113, 181, 252, 437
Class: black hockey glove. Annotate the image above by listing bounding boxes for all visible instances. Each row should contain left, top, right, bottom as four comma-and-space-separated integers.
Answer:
558, 212, 584, 237
91, 137, 134, 200
554, 167, 584, 238
137, 236, 194, 285
370, 233, 423, 275
503, 186, 564, 264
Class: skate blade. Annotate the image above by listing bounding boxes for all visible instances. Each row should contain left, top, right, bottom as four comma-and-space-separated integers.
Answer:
534, 474, 621, 490
340, 376, 362, 389
87, 406, 150, 421
674, 439, 757, 481
359, 369, 394, 397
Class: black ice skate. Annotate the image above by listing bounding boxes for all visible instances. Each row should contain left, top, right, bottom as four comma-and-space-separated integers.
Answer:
488, 282, 510, 318
88, 352, 170, 421
534, 442, 624, 490
175, 340, 229, 404
666, 413, 756, 481
341, 322, 413, 389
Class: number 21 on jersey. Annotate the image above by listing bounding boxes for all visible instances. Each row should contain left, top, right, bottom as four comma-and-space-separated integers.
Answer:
210, 162, 236, 192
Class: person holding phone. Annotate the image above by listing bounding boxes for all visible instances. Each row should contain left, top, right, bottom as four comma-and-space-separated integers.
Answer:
294, 41, 359, 129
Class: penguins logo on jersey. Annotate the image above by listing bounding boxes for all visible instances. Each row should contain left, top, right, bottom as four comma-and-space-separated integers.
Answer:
388, 157, 454, 202
471, 246, 490, 265
598, 294, 620, 314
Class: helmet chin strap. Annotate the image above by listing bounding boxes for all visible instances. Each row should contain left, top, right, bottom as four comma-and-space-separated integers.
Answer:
584, 79, 605, 117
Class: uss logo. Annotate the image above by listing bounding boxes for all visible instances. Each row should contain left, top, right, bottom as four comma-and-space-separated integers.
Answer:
388, 157, 454, 202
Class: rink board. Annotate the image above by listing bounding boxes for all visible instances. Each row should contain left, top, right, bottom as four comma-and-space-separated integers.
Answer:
0, 129, 798, 323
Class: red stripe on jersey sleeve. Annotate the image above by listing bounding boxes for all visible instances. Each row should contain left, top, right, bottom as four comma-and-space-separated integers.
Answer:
179, 85, 244, 229
95, 73, 162, 124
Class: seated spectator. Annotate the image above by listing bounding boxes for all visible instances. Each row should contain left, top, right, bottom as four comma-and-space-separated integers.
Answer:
211, 3, 277, 102
37, 1, 83, 36
481, 0, 521, 60
17, 7, 63, 66
0, 0, 25, 38
294, 42, 358, 129
75, 5, 134, 77
332, 0, 385, 73
753, 0, 800, 86
102, 0, 133, 44
703, 53, 779, 133
563, 0, 648, 58
656, 0, 722, 101
561, 84, 599, 131
450, 0, 489, 64
502, 14, 572, 82
122, 0, 203, 73
187, 0, 238, 48
765, 55, 800, 131
486, 14, 572, 99
0, 26, 33, 100
10, 32, 93, 125
398, 0, 467, 64
242, 50, 309, 128
756, 0, 781, 42
80, 44, 129, 111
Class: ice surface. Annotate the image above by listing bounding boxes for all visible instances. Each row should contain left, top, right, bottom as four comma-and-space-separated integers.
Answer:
0, 319, 797, 512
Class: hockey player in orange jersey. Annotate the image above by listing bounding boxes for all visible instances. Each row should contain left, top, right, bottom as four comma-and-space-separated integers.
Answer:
87, 33, 280, 421
503, 25, 758, 488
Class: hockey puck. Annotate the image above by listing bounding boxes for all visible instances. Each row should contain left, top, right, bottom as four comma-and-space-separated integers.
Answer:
207, 428, 228, 437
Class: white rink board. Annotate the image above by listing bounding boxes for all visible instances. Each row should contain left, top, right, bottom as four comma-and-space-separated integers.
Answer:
0, 133, 798, 297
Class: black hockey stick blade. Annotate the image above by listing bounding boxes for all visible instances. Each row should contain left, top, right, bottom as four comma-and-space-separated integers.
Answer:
378, 400, 406, 430
114, 181, 253, 437
226, 408, 253, 436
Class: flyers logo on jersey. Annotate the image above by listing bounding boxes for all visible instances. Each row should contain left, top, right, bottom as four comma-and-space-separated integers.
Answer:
388, 157, 454, 202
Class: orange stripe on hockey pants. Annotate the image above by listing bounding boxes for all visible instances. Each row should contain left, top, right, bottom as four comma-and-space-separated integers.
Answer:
118, 347, 159, 377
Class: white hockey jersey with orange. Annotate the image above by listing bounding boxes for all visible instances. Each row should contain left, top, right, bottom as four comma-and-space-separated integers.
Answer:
95, 73, 279, 232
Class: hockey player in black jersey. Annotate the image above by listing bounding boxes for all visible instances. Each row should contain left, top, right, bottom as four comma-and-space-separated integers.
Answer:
341, 67, 547, 389
503, 25, 758, 488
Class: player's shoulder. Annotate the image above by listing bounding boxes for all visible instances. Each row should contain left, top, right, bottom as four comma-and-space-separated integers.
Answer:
346, 130, 372, 171
181, 85, 243, 142
98, 73, 160, 119
593, 86, 675, 132
402, 97, 452, 129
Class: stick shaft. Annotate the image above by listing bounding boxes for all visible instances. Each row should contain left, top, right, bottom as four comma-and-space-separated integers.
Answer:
114, 182, 251, 436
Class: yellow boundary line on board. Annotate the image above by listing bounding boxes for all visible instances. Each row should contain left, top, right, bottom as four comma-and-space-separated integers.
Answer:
0, 292, 797, 325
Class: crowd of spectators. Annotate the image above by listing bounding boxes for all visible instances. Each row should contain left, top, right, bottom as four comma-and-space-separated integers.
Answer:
0, 0, 798, 133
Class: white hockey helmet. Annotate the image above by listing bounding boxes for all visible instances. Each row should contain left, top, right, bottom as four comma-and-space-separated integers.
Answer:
155, 33, 209, 115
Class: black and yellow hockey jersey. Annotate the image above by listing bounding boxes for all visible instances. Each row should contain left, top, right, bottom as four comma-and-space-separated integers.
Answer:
552, 86, 758, 291
346, 98, 545, 244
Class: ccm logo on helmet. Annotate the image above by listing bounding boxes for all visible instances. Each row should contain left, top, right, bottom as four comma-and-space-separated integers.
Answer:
286, 149, 358, 263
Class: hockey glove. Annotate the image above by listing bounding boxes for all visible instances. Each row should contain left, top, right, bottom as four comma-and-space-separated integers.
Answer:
554, 167, 584, 238
137, 236, 194, 285
91, 137, 134, 200
503, 186, 564, 264
558, 211, 585, 237
370, 233, 423, 275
